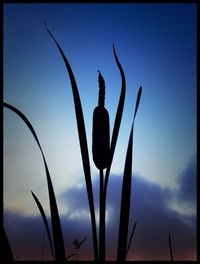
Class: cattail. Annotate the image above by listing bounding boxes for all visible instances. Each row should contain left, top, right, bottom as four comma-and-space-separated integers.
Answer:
92, 71, 110, 170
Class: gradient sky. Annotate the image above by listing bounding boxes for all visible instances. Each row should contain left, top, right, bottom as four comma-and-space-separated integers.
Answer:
3, 3, 197, 261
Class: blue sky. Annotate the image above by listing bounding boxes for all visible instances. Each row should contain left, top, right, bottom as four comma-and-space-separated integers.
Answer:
3, 3, 196, 260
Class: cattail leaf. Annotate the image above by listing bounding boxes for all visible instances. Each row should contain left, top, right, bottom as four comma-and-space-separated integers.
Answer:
3, 227, 14, 261
169, 232, 174, 261
117, 86, 142, 261
44, 23, 98, 261
104, 44, 126, 198
31, 191, 54, 260
3, 102, 66, 261
126, 220, 137, 258
134, 86, 142, 120
117, 124, 133, 261
66, 253, 77, 260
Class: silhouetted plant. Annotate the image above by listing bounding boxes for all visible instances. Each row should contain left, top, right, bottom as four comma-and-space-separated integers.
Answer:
168, 232, 174, 261
117, 86, 142, 261
44, 22, 99, 261
72, 236, 88, 260
3, 227, 14, 262
45, 24, 142, 261
3, 23, 142, 262
31, 191, 54, 259
126, 220, 137, 259
3, 102, 65, 261
92, 70, 110, 262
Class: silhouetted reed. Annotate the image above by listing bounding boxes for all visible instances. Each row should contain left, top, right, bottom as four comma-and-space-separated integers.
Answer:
3, 227, 14, 262
169, 232, 174, 261
92, 70, 110, 262
3, 23, 142, 262
3, 102, 65, 261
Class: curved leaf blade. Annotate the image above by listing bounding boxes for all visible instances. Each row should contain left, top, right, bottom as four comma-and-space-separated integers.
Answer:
134, 86, 142, 121
104, 44, 126, 195
31, 191, 54, 260
3, 227, 14, 261
3, 102, 66, 261
169, 232, 174, 261
44, 23, 98, 261
66, 253, 77, 260
117, 87, 142, 261
126, 220, 137, 258
117, 124, 134, 261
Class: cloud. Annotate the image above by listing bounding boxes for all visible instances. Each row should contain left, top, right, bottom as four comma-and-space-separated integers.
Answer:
104, 171, 196, 260
3, 209, 50, 260
4, 155, 197, 260
167, 155, 196, 219
4, 208, 93, 260
178, 154, 196, 202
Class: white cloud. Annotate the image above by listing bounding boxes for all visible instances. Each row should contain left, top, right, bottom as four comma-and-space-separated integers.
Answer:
167, 198, 196, 217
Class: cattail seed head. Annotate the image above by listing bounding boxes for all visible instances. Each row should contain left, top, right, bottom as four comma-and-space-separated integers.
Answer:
98, 70, 105, 107
92, 71, 110, 170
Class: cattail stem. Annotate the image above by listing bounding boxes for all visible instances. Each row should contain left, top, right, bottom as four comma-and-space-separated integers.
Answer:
99, 169, 105, 262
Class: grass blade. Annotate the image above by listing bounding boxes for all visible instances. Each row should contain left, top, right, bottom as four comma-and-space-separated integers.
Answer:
99, 45, 126, 260
66, 253, 77, 260
3, 227, 14, 261
117, 124, 133, 261
126, 220, 137, 258
3, 102, 66, 261
104, 44, 126, 196
134, 86, 142, 120
44, 23, 98, 261
169, 232, 174, 261
31, 191, 54, 260
117, 87, 142, 261
41, 231, 45, 260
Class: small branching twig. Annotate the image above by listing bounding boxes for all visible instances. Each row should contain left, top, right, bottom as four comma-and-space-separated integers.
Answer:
72, 236, 88, 260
